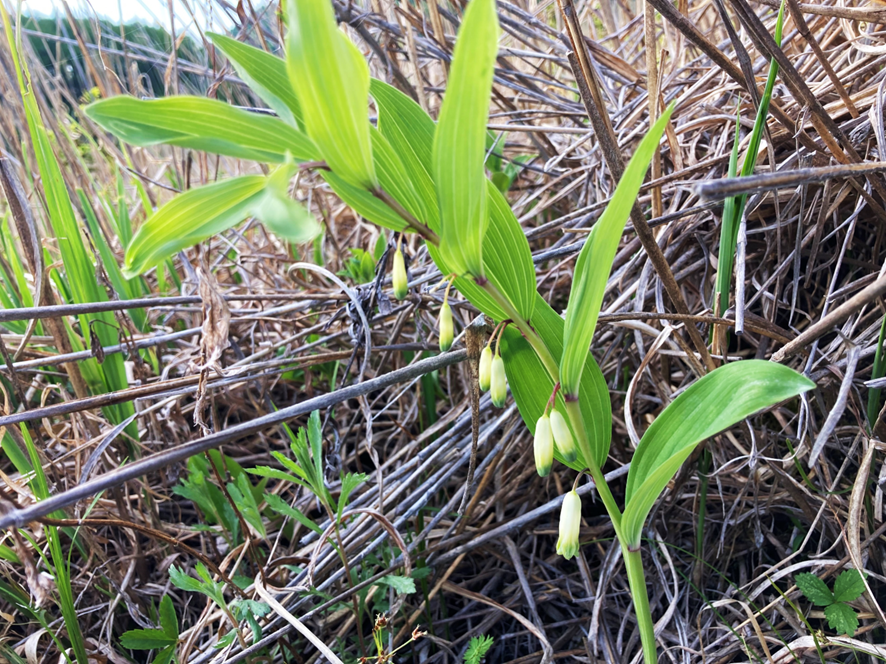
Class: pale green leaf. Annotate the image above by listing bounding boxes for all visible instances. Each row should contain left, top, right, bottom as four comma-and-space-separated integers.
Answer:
207, 32, 303, 127
623, 361, 814, 546
286, 0, 375, 187
560, 105, 674, 396
84, 96, 316, 163
264, 493, 324, 535
432, 0, 498, 277
375, 574, 416, 595
796, 573, 834, 606
322, 171, 408, 232
500, 294, 611, 468
119, 628, 177, 650
337, 472, 367, 521
253, 164, 321, 242
825, 602, 859, 636
124, 176, 266, 277
833, 569, 866, 604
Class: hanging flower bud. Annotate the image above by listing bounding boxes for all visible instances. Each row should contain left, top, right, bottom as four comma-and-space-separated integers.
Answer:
556, 490, 582, 559
438, 301, 453, 352
534, 414, 554, 476
478, 344, 493, 391
550, 410, 576, 462
392, 247, 408, 300
490, 351, 507, 407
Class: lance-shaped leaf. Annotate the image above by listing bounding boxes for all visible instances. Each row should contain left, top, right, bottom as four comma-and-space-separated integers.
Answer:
84, 96, 317, 163
286, 0, 375, 188
372, 79, 535, 320
432, 0, 498, 277
207, 32, 303, 128
560, 106, 673, 397
622, 360, 814, 547
124, 168, 319, 277
500, 294, 611, 468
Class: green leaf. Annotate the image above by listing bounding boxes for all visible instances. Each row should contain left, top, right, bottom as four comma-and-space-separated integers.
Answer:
432, 0, 498, 277
825, 602, 859, 636
337, 472, 368, 521
248, 466, 310, 490
375, 574, 416, 595
119, 628, 177, 650
322, 170, 408, 232
207, 32, 303, 128
500, 294, 611, 468
264, 492, 324, 535
796, 573, 834, 606
622, 361, 814, 546
286, 0, 375, 188
560, 105, 674, 396
252, 163, 321, 243
159, 595, 178, 639
464, 635, 494, 664
153, 647, 176, 664
833, 569, 866, 603
84, 96, 317, 163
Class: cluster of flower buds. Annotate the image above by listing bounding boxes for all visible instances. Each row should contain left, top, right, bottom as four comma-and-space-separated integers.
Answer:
392, 237, 408, 301
533, 387, 576, 476
478, 322, 508, 407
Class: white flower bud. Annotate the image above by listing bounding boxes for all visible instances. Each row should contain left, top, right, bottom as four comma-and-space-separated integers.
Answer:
392, 248, 408, 300
556, 490, 582, 559
478, 344, 493, 392
534, 414, 554, 476
490, 353, 507, 407
438, 301, 453, 352
550, 410, 576, 462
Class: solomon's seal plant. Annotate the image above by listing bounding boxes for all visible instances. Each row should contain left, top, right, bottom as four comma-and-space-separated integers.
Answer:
84, 0, 816, 659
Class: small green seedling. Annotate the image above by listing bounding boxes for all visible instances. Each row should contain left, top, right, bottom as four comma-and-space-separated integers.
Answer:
464, 635, 494, 664
796, 569, 867, 637
119, 595, 179, 664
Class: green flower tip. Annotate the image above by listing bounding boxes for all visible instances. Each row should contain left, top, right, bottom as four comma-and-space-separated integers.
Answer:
550, 410, 576, 463
556, 490, 582, 560
438, 301, 454, 352
478, 344, 493, 392
490, 352, 507, 407
392, 248, 408, 301
534, 414, 553, 477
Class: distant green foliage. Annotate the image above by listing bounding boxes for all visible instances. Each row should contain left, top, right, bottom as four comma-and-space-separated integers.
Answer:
796, 569, 866, 636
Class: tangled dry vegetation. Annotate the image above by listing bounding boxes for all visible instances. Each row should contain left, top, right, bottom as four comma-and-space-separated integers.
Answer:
0, 0, 885, 662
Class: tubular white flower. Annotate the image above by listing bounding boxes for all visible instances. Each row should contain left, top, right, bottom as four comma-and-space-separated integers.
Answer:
534, 414, 554, 476
478, 344, 493, 391
556, 490, 582, 559
490, 353, 507, 407
550, 410, 576, 462
438, 301, 453, 352
392, 248, 408, 300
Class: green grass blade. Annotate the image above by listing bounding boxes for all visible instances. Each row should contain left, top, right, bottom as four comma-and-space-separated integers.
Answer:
84, 96, 317, 163
286, 0, 375, 188
207, 32, 303, 128
432, 0, 498, 278
622, 360, 813, 546
560, 106, 673, 397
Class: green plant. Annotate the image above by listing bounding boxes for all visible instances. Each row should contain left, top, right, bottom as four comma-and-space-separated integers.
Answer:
84, 0, 815, 660
463, 634, 494, 664
119, 595, 179, 664
796, 569, 867, 637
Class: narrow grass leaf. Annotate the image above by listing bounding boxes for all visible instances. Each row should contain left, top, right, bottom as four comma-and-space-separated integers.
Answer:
286, 0, 375, 188
85, 96, 317, 163
560, 105, 673, 397
623, 361, 814, 546
207, 32, 303, 128
432, 0, 498, 277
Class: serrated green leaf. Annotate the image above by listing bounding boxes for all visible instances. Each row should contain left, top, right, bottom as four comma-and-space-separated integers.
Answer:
286, 0, 375, 188
337, 472, 367, 521
464, 635, 494, 664
560, 106, 673, 396
119, 628, 177, 650
796, 573, 834, 606
84, 96, 316, 163
432, 0, 498, 277
159, 595, 178, 639
833, 569, 866, 603
207, 32, 303, 128
622, 361, 814, 546
825, 602, 859, 636
153, 646, 175, 664
264, 493, 324, 535
500, 294, 611, 468
375, 574, 416, 595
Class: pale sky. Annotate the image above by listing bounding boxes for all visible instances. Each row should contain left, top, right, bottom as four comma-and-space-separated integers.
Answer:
22, 0, 235, 34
